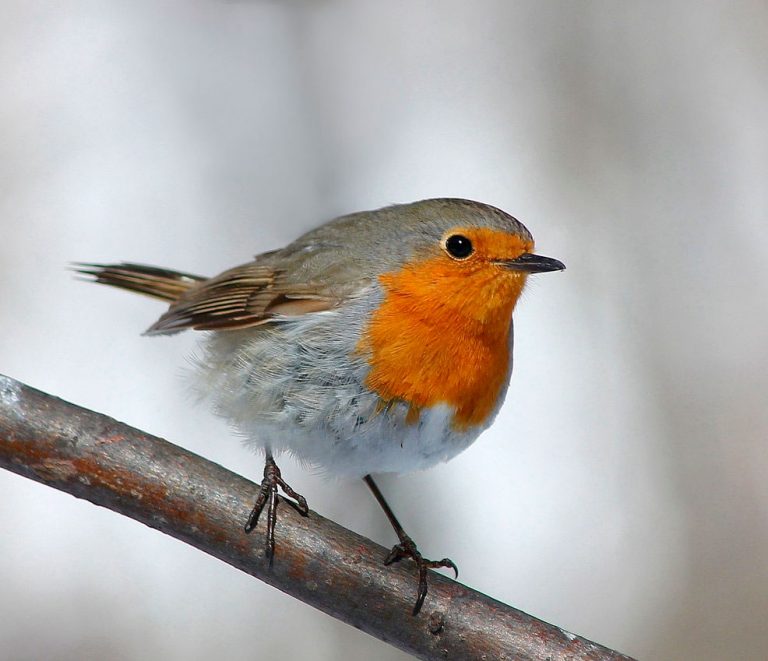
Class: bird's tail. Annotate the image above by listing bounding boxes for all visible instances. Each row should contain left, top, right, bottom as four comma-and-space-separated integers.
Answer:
73, 262, 206, 303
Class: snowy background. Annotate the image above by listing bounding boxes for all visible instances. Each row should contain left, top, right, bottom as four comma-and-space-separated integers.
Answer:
1, 2, 767, 659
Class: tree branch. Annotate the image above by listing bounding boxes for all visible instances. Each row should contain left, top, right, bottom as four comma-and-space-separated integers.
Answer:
0, 373, 635, 661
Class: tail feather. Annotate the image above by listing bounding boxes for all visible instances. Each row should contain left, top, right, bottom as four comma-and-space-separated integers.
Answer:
73, 262, 206, 302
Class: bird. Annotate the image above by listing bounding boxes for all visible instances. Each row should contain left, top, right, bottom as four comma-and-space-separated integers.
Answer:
75, 197, 565, 615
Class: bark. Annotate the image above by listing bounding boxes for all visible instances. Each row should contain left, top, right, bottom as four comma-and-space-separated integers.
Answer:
0, 373, 635, 661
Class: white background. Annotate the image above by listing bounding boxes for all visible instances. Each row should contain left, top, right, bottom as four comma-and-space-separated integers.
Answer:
1, 2, 767, 659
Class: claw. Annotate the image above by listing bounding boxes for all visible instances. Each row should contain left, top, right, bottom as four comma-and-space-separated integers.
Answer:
440, 558, 459, 579
384, 543, 405, 566
244, 456, 308, 561
383, 534, 458, 615
362, 475, 459, 616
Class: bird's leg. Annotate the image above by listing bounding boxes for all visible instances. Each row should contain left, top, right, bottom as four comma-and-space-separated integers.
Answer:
245, 454, 309, 561
363, 474, 458, 616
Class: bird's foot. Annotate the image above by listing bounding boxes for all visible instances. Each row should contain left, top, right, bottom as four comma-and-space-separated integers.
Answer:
384, 533, 458, 615
244, 455, 308, 561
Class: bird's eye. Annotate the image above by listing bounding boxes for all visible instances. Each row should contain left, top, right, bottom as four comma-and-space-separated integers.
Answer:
444, 234, 473, 259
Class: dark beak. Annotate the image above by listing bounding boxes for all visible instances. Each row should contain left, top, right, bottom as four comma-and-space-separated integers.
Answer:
498, 253, 566, 273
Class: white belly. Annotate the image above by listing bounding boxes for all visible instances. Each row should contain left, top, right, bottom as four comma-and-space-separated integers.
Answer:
190, 302, 497, 478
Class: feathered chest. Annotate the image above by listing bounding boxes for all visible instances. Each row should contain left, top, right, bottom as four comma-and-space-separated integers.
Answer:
357, 257, 523, 430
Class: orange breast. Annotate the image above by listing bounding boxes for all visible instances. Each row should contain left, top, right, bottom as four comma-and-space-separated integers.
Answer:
358, 253, 527, 430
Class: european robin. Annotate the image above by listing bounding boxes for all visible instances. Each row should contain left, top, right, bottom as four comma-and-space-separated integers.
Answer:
76, 197, 564, 614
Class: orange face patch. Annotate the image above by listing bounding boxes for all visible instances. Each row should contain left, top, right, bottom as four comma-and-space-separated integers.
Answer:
358, 228, 532, 429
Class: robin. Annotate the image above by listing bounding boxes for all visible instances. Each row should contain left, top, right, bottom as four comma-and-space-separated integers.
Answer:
76, 198, 564, 615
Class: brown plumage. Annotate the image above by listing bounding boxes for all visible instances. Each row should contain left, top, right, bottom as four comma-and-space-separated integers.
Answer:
74, 261, 336, 335
73, 263, 204, 302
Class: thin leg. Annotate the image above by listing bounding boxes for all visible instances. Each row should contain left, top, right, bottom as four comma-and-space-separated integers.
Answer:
245, 454, 309, 561
363, 475, 458, 616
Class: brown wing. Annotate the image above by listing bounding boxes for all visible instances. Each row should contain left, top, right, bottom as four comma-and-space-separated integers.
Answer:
144, 262, 336, 335
73, 263, 207, 302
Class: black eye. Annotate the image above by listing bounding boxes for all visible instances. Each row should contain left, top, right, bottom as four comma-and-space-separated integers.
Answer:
445, 234, 473, 259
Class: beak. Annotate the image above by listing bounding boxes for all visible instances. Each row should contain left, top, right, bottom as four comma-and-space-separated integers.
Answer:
497, 253, 566, 273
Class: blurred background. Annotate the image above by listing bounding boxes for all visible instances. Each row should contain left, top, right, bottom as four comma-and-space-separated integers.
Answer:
1, 2, 766, 659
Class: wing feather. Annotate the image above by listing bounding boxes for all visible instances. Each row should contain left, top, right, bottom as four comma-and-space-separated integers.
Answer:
144, 262, 337, 335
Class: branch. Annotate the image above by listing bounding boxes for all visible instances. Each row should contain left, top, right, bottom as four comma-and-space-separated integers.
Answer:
0, 374, 635, 661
